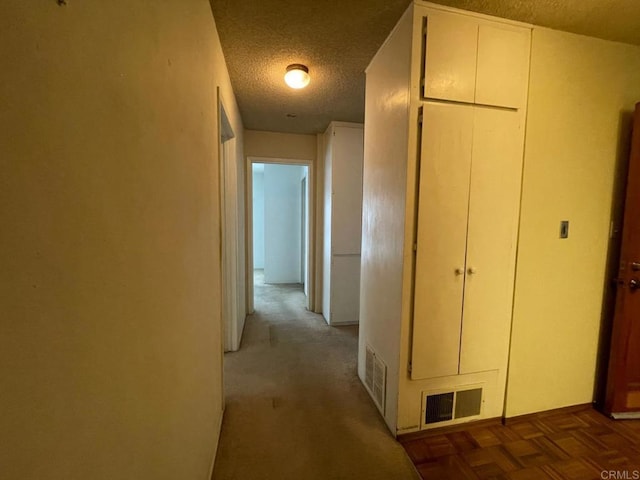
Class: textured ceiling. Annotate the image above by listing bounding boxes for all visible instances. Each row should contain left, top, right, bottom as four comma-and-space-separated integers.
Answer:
210, 0, 640, 135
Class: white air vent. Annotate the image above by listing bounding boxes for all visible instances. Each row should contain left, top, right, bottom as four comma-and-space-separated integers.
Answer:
421, 384, 484, 429
365, 345, 387, 415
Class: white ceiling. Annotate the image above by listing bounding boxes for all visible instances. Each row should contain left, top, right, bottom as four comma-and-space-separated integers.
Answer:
210, 0, 640, 135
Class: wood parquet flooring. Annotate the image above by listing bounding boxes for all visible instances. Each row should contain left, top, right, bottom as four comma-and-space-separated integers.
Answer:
400, 406, 640, 479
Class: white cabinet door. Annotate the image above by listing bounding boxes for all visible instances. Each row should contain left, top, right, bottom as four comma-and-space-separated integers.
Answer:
475, 24, 530, 108
460, 108, 524, 374
331, 126, 364, 255
424, 12, 478, 103
411, 102, 473, 380
423, 11, 530, 109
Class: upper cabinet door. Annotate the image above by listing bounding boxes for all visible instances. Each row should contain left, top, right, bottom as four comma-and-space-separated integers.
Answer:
475, 24, 531, 108
424, 12, 478, 103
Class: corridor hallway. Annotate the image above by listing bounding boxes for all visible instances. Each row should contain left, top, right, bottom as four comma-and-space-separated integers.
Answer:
212, 271, 418, 479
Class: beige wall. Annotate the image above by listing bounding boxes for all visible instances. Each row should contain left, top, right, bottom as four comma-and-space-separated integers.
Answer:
244, 130, 317, 161
506, 28, 640, 417
0, 1, 243, 479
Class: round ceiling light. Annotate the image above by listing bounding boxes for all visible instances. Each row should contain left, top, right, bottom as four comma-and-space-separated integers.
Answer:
284, 64, 310, 89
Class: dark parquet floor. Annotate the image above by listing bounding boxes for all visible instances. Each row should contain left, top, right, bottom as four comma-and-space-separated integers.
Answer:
400, 406, 640, 479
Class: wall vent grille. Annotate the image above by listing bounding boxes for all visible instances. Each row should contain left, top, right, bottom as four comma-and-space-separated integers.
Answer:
365, 345, 387, 415
455, 388, 483, 419
425, 392, 454, 424
422, 385, 484, 428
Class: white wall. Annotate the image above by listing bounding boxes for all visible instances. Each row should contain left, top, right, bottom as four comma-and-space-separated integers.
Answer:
359, 7, 413, 433
0, 1, 243, 479
252, 167, 265, 269
264, 164, 306, 284
505, 27, 640, 417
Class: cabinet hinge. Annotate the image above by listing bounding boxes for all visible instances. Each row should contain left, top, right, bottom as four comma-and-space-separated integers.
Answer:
413, 243, 417, 252
418, 114, 423, 125
408, 362, 412, 373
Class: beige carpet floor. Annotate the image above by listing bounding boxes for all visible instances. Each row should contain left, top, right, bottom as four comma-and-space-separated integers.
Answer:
211, 271, 419, 479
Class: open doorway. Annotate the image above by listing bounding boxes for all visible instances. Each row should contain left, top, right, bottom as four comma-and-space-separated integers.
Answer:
250, 162, 310, 307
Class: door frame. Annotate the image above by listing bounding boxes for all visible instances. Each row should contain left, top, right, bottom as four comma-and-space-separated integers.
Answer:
604, 103, 640, 417
245, 156, 316, 313
217, 90, 242, 354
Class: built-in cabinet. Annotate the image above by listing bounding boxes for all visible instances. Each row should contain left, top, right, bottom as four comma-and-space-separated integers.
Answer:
360, 2, 531, 433
322, 122, 364, 325
412, 9, 530, 388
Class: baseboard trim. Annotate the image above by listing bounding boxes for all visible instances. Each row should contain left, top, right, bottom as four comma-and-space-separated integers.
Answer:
207, 408, 225, 480
611, 411, 640, 420
397, 417, 502, 443
397, 403, 596, 443
501, 403, 593, 426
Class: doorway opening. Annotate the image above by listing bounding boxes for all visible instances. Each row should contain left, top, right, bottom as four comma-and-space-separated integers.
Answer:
250, 161, 310, 309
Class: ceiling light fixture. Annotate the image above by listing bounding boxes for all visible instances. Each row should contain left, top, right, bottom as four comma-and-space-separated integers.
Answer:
284, 64, 310, 89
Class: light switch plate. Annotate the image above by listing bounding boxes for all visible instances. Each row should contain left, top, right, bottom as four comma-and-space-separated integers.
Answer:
560, 220, 569, 239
